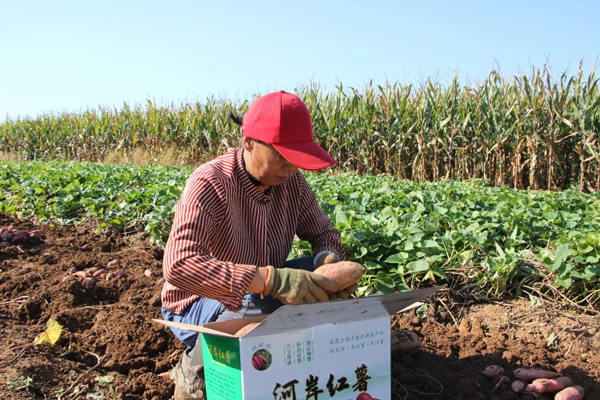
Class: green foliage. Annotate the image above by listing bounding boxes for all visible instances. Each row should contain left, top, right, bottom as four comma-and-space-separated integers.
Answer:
7, 376, 35, 392
1, 161, 599, 305
0, 161, 190, 244
306, 173, 600, 302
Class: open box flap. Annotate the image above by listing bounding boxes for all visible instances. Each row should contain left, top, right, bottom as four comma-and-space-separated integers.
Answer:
241, 285, 444, 338
154, 286, 444, 339
153, 314, 268, 338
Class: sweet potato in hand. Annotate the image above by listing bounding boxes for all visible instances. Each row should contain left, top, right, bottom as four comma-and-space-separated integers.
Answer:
314, 261, 365, 291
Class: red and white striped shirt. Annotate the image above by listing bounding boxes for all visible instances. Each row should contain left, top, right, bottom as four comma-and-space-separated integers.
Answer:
161, 148, 345, 314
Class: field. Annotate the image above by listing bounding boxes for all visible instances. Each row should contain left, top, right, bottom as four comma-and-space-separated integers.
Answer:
1, 213, 599, 400
1, 68, 599, 398
1, 159, 599, 399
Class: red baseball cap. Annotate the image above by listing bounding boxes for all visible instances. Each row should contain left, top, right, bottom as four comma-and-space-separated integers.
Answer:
242, 90, 337, 170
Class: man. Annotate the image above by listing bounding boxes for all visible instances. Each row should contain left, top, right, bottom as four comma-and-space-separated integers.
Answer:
161, 90, 362, 399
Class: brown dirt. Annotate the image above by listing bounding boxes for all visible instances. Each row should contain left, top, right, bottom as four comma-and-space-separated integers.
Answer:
1, 213, 598, 400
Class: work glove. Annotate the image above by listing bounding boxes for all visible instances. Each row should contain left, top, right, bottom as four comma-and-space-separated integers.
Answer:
264, 265, 339, 305
314, 251, 360, 301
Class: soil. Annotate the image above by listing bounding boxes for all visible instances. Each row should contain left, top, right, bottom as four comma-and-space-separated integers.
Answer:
1, 213, 598, 400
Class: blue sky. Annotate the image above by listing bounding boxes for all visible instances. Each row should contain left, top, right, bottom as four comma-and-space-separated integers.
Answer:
1, 0, 598, 121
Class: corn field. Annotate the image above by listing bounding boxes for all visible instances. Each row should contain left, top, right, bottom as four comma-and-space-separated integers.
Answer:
1, 65, 599, 191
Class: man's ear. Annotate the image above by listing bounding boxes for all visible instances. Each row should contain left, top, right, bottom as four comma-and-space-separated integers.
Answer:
242, 136, 254, 152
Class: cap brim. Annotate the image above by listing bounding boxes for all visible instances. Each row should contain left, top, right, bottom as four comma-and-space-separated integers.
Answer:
273, 141, 337, 171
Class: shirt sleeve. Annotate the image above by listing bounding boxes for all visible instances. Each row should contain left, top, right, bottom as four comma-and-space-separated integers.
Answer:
295, 174, 346, 261
162, 177, 256, 311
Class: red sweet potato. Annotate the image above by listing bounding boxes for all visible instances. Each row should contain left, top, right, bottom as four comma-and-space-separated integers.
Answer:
93, 269, 108, 279
29, 230, 46, 240
234, 322, 260, 337
314, 262, 365, 291
74, 271, 90, 280
513, 367, 561, 381
555, 385, 585, 400
257, 354, 269, 366
511, 380, 525, 393
83, 277, 95, 286
390, 330, 421, 355
482, 365, 505, 379
525, 376, 573, 394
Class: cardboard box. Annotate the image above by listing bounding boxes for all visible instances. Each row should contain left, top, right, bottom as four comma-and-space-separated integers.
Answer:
156, 285, 443, 400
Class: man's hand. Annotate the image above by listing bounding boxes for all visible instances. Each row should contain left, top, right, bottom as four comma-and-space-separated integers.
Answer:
265, 266, 339, 304
329, 282, 359, 301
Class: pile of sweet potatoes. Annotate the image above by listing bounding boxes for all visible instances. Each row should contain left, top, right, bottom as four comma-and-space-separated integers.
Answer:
62, 259, 129, 286
0, 226, 46, 249
482, 365, 586, 399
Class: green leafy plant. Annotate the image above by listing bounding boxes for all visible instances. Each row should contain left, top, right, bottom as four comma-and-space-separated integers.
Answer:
7, 376, 35, 392
1, 162, 599, 306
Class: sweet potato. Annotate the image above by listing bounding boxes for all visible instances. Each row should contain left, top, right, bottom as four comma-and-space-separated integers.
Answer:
83, 277, 95, 286
314, 262, 365, 291
29, 230, 46, 240
525, 376, 573, 394
234, 322, 260, 337
257, 354, 269, 366
93, 269, 108, 279
74, 271, 90, 280
390, 330, 421, 355
356, 393, 380, 400
252, 354, 269, 370
314, 252, 340, 267
11, 234, 29, 244
513, 367, 561, 381
482, 365, 504, 379
1, 232, 13, 241
555, 385, 585, 400
511, 380, 525, 393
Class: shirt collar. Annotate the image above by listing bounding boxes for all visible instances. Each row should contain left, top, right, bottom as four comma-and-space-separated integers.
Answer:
241, 150, 270, 192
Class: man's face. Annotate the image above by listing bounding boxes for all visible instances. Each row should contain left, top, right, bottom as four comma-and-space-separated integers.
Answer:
243, 137, 298, 186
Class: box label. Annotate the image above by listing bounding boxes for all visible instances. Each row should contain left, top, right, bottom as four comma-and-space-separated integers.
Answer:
201, 334, 242, 399
240, 318, 390, 400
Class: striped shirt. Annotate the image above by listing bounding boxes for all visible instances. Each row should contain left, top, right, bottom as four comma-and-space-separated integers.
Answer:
161, 148, 345, 314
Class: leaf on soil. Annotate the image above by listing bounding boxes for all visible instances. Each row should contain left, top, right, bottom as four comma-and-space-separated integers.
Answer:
34, 318, 63, 346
